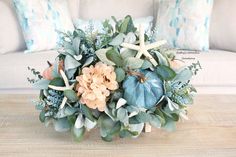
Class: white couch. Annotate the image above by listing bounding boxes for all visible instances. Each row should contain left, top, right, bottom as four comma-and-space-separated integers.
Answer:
0, 0, 236, 94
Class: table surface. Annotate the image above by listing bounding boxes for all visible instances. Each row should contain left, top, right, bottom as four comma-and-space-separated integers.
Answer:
0, 94, 236, 157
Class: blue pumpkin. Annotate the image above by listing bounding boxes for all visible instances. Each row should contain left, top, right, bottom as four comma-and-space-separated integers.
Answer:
123, 70, 164, 109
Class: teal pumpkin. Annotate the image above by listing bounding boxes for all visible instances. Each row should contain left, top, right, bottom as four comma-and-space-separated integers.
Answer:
123, 70, 164, 109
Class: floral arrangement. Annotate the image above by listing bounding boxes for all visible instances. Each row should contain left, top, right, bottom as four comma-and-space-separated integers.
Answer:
28, 16, 201, 142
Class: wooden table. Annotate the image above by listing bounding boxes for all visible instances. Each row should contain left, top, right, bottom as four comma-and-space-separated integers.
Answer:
0, 95, 236, 157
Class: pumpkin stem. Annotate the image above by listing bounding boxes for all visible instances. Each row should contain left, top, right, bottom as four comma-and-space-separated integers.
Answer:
47, 61, 52, 67
128, 70, 147, 83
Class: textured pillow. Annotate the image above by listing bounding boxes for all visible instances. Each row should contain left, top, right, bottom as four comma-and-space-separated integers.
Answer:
155, 0, 214, 51
210, 0, 236, 52
0, 0, 26, 54
74, 16, 154, 34
13, 0, 74, 53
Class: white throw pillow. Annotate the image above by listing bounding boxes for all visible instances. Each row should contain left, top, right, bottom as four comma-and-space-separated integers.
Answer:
74, 16, 154, 34
155, 0, 214, 51
13, 0, 74, 53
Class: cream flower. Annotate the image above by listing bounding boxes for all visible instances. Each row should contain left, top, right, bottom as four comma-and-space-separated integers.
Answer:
76, 62, 119, 111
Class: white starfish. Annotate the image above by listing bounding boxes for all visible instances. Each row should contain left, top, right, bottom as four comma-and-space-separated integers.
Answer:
48, 70, 75, 109
121, 25, 167, 66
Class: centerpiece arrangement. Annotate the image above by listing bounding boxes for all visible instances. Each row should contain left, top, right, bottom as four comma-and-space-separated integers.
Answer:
28, 16, 201, 142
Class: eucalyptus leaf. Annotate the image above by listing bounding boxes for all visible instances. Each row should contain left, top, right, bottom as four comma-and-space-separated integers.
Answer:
117, 107, 129, 126
101, 135, 113, 142
124, 57, 144, 69
136, 112, 151, 123
49, 77, 64, 86
75, 114, 84, 129
106, 48, 123, 66
154, 51, 169, 66
141, 60, 153, 69
72, 37, 81, 55
64, 90, 78, 102
66, 68, 77, 79
33, 79, 50, 89
84, 118, 97, 131
163, 119, 176, 132
173, 68, 193, 83
109, 33, 125, 46
39, 110, 45, 122
129, 123, 144, 137
115, 68, 126, 82
82, 56, 94, 67
73, 126, 85, 142
80, 104, 95, 122
156, 65, 176, 81
64, 55, 81, 71
116, 98, 127, 109
149, 115, 161, 128
120, 49, 136, 59
95, 48, 115, 65
120, 15, 136, 34
53, 118, 71, 132
124, 32, 136, 44
64, 106, 77, 116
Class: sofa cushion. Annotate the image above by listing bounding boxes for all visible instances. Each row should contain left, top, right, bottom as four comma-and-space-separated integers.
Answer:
176, 50, 236, 87
78, 0, 154, 19
0, 50, 58, 90
210, 0, 236, 52
0, 0, 79, 54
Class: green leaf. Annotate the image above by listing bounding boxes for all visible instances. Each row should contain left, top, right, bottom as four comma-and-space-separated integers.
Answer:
64, 107, 77, 116
124, 57, 144, 69
101, 135, 113, 142
67, 115, 77, 125
115, 68, 126, 82
95, 48, 115, 66
53, 118, 71, 132
109, 33, 125, 46
120, 49, 136, 59
84, 118, 97, 131
82, 56, 94, 67
72, 37, 81, 55
117, 107, 129, 126
163, 119, 176, 132
80, 104, 95, 122
119, 129, 138, 138
136, 112, 151, 123
106, 48, 123, 66
73, 127, 85, 142
141, 60, 153, 69
39, 110, 45, 122
120, 15, 137, 34
49, 77, 65, 86
64, 55, 81, 71
33, 79, 50, 89
109, 122, 121, 136
64, 90, 78, 102
129, 123, 144, 135
173, 68, 193, 83
156, 65, 176, 80
124, 32, 136, 44
154, 51, 169, 66
149, 115, 161, 128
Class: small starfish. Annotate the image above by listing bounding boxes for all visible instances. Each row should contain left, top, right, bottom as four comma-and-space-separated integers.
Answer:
121, 25, 167, 66
48, 70, 75, 109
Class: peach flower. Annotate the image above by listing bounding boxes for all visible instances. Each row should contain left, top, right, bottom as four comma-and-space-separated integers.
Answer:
76, 62, 118, 111
42, 60, 64, 80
